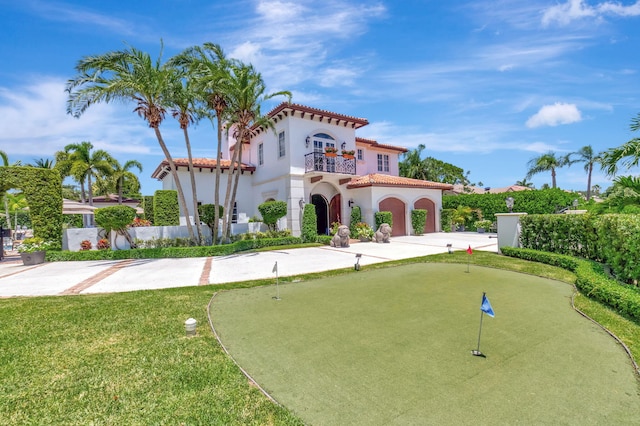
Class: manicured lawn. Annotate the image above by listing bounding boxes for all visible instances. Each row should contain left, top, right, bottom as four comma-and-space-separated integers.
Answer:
1, 251, 639, 424
211, 263, 640, 425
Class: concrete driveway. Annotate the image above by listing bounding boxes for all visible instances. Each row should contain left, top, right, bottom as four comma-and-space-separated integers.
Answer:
0, 232, 497, 297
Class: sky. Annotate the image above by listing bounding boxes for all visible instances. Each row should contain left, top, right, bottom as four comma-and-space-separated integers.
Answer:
1, 0, 640, 196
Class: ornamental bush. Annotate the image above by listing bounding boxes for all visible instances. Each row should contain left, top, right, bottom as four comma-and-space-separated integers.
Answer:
349, 205, 362, 236
375, 211, 392, 231
258, 200, 288, 231
411, 209, 427, 235
198, 204, 224, 230
153, 190, 179, 226
301, 203, 317, 243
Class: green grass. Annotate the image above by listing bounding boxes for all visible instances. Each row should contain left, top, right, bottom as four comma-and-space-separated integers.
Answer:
212, 262, 640, 424
1, 251, 639, 424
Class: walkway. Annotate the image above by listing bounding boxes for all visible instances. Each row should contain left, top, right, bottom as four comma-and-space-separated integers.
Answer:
0, 232, 497, 297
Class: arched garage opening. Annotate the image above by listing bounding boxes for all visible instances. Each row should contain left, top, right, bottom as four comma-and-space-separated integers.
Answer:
414, 198, 436, 233
379, 197, 406, 236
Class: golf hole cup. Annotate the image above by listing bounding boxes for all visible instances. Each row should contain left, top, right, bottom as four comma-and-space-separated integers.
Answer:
185, 318, 197, 336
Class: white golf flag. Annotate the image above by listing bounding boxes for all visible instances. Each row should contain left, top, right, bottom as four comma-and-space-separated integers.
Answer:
272, 261, 278, 273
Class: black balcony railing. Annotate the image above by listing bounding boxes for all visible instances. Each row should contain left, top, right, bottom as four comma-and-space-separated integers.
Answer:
304, 152, 356, 175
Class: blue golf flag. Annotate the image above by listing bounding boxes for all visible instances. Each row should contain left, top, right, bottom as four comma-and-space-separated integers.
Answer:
481, 294, 495, 317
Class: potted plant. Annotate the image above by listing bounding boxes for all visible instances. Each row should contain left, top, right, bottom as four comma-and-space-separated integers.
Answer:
474, 219, 492, 233
248, 215, 263, 233
17, 237, 53, 265
324, 146, 338, 157
342, 149, 355, 159
80, 240, 93, 251
451, 205, 473, 231
354, 222, 374, 242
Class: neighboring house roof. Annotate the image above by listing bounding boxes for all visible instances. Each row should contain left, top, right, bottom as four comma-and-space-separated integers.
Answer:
355, 136, 408, 154
446, 184, 533, 195
91, 194, 140, 203
347, 173, 453, 190
253, 102, 370, 134
151, 158, 256, 180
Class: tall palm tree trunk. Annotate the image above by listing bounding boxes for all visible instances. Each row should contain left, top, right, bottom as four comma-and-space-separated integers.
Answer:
153, 127, 197, 244
551, 168, 557, 188
3, 196, 11, 230
226, 133, 246, 239
182, 126, 204, 244
213, 115, 223, 245
586, 163, 593, 201
221, 132, 242, 243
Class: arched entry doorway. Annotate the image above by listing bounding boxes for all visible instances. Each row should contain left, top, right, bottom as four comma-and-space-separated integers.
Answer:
311, 194, 329, 235
414, 198, 436, 233
379, 197, 406, 236
329, 194, 341, 228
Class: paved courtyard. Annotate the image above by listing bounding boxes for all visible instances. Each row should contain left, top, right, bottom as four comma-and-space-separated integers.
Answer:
0, 232, 497, 297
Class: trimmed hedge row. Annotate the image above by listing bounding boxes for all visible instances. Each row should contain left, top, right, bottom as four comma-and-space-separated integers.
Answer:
46, 237, 305, 261
501, 247, 640, 322
519, 213, 640, 283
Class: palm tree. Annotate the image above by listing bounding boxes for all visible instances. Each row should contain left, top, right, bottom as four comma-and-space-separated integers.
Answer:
399, 144, 428, 180
171, 42, 230, 244
62, 141, 113, 206
515, 178, 535, 188
566, 145, 602, 201
66, 43, 197, 244
220, 63, 291, 242
28, 158, 55, 168
166, 75, 205, 243
525, 151, 568, 189
613, 175, 640, 194
111, 159, 143, 203
601, 113, 640, 176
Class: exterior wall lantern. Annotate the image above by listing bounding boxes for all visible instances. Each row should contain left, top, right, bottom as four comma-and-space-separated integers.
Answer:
305, 136, 310, 148
341, 141, 346, 150
348, 199, 355, 208
505, 196, 514, 213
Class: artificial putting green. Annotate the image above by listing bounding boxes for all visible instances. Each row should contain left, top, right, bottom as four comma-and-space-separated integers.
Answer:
211, 263, 640, 425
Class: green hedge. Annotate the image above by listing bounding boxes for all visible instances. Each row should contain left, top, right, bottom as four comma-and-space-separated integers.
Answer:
501, 247, 640, 322
258, 200, 288, 231
519, 214, 600, 260
154, 190, 179, 226
301, 203, 318, 243
349, 205, 362, 236
142, 195, 154, 224
597, 214, 640, 285
46, 237, 304, 261
375, 211, 392, 231
411, 209, 427, 235
443, 188, 577, 223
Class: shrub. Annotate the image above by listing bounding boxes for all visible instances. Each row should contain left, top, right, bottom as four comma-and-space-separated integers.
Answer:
411, 209, 427, 235
153, 190, 179, 226
501, 247, 640, 322
474, 219, 492, 230
440, 208, 454, 232
354, 222, 374, 240
330, 221, 341, 235
301, 203, 317, 243
349, 205, 362, 236
198, 204, 224, 230
142, 195, 155, 224
130, 217, 151, 227
258, 200, 288, 231
97, 239, 110, 250
375, 211, 392, 231
80, 240, 92, 251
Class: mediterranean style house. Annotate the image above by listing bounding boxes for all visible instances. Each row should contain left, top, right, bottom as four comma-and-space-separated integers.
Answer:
151, 103, 453, 237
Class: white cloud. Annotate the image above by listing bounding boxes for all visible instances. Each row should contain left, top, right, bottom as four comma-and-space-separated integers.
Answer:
542, 0, 640, 27
0, 77, 155, 157
525, 102, 582, 128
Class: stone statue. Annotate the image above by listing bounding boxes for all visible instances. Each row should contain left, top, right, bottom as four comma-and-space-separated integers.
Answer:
330, 225, 351, 248
373, 223, 392, 243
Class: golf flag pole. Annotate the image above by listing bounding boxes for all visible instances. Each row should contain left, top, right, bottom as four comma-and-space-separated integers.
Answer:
466, 245, 473, 273
472, 292, 494, 357
272, 261, 280, 300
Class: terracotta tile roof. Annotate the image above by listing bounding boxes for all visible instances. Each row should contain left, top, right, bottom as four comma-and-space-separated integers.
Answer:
446, 184, 533, 195
355, 136, 408, 153
256, 103, 369, 133
347, 173, 454, 190
151, 158, 255, 180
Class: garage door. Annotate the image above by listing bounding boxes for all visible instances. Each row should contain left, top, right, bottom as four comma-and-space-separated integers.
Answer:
379, 197, 406, 236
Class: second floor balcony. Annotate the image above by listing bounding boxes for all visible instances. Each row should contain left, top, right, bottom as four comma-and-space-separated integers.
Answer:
304, 152, 356, 175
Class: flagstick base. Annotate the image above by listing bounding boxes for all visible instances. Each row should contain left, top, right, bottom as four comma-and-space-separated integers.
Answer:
471, 350, 486, 357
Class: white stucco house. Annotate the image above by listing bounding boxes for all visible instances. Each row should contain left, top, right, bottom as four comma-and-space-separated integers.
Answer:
151, 103, 453, 237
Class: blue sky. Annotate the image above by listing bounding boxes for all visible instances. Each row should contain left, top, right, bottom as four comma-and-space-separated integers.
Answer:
1, 0, 639, 195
